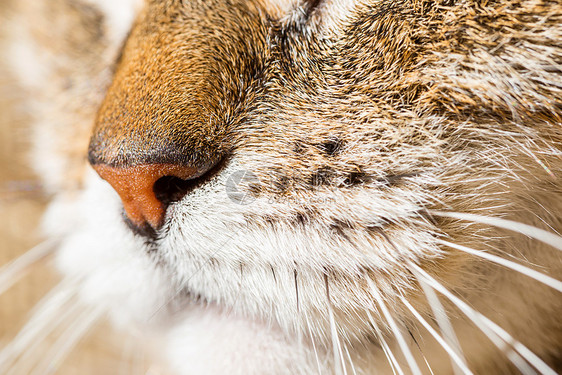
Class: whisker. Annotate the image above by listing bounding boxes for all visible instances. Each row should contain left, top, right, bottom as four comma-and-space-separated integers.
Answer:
407, 328, 436, 375
399, 296, 473, 375
0, 279, 77, 373
429, 210, 562, 251
294, 268, 304, 350
324, 273, 347, 375
304, 311, 323, 375
344, 344, 358, 375
409, 262, 557, 375
421, 353, 435, 375
414, 266, 468, 375
0, 238, 58, 296
366, 310, 404, 375
6, 303, 85, 375
366, 278, 423, 375
8, 303, 86, 375
294, 268, 300, 313
31, 306, 103, 375
436, 239, 562, 293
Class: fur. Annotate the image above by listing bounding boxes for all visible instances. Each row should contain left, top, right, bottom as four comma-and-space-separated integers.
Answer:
4, 0, 562, 373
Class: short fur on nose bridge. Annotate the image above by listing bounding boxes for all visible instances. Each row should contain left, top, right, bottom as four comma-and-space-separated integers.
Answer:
93, 164, 198, 230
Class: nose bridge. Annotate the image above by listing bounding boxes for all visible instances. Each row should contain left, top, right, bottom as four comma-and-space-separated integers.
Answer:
87, 0, 270, 234
89, 35, 202, 168
87, 21, 221, 233
88, 0, 270, 169
88, 5, 236, 170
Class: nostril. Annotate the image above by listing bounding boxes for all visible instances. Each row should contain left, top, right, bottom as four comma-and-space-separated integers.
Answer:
92, 163, 200, 234
153, 158, 225, 206
153, 175, 200, 206
92, 159, 225, 237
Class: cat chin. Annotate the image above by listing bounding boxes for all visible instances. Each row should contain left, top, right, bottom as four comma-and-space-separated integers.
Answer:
163, 305, 319, 375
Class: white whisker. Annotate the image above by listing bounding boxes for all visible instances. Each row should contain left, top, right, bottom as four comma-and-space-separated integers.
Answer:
366, 310, 404, 375
32, 306, 103, 375
421, 353, 435, 375
409, 327, 436, 375
399, 296, 473, 375
429, 211, 562, 251
436, 239, 562, 293
0, 239, 58, 296
8, 304, 83, 375
7, 303, 85, 375
328, 304, 346, 375
409, 262, 557, 375
305, 311, 323, 375
325, 275, 347, 375
415, 267, 469, 375
366, 278, 423, 375
344, 344, 357, 375
0, 280, 77, 373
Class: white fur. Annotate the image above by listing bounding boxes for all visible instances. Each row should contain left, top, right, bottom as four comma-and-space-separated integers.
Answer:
84, 0, 142, 42
9, 0, 561, 373
164, 306, 317, 375
45, 170, 171, 327
46, 168, 328, 373
44, 154, 438, 373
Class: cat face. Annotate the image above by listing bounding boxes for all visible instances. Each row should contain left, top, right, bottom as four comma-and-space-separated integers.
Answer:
9, 0, 562, 373
85, 0, 455, 342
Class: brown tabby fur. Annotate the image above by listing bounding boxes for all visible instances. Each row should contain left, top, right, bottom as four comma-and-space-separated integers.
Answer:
5, 0, 562, 373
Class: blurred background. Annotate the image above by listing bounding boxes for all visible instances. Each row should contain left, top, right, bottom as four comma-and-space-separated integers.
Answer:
0, 1, 150, 373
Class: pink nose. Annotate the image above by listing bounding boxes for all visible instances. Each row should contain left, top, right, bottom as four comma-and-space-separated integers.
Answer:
93, 164, 198, 231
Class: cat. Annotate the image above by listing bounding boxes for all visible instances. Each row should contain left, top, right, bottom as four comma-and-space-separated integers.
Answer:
2, 0, 562, 373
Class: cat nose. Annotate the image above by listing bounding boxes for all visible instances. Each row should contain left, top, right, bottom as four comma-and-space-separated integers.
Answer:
92, 163, 201, 234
